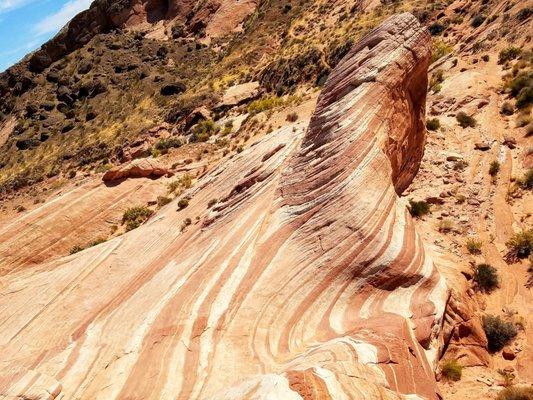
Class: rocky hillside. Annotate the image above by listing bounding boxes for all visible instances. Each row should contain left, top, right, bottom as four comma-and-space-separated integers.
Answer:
0, 0, 532, 399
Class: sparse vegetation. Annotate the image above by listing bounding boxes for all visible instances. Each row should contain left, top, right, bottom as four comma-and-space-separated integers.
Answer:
190, 119, 219, 143
499, 47, 522, 64
501, 101, 514, 115
408, 200, 430, 218
122, 206, 153, 231
474, 263, 499, 292
496, 386, 533, 400
438, 219, 454, 233
248, 96, 284, 114
286, 112, 299, 122
70, 237, 107, 254
155, 137, 183, 153
482, 315, 518, 352
177, 198, 189, 210
507, 72, 533, 109
441, 360, 463, 381
516, 170, 533, 190
456, 112, 477, 128
168, 173, 193, 194
426, 118, 440, 131
506, 229, 533, 259
489, 160, 501, 177
157, 196, 172, 207
431, 40, 452, 63
466, 238, 483, 254
471, 14, 486, 28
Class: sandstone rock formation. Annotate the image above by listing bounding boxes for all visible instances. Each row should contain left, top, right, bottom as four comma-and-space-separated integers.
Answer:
102, 158, 172, 182
0, 14, 447, 400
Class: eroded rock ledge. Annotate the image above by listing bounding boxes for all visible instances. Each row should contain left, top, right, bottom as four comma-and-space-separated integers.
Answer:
0, 13, 447, 400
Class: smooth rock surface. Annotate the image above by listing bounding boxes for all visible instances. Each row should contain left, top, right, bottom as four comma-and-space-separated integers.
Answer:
0, 14, 447, 400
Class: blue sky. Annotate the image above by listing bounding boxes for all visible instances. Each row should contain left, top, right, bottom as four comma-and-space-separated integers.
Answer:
0, 0, 92, 72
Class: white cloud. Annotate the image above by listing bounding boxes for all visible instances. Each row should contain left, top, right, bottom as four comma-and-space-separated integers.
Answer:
0, 0, 34, 14
34, 0, 92, 36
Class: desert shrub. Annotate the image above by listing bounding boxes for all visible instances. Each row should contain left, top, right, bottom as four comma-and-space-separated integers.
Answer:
69, 237, 107, 255
516, 170, 533, 189
438, 219, 454, 233
506, 229, 533, 259
208, 198, 218, 208
155, 137, 183, 152
426, 118, 441, 131
408, 200, 430, 218
453, 160, 469, 171
471, 14, 486, 28
489, 160, 501, 176
516, 7, 533, 21
456, 111, 477, 128
190, 119, 219, 143
248, 96, 284, 114
441, 360, 463, 381
474, 263, 499, 292
430, 69, 444, 91
466, 238, 482, 254
428, 23, 445, 36
499, 47, 522, 64
177, 198, 189, 210
122, 206, 153, 231
431, 40, 452, 63
496, 386, 533, 400
481, 54, 490, 62
507, 72, 533, 109
501, 101, 514, 115
483, 315, 518, 352
157, 196, 172, 207
286, 112, 299, 122
70, 245, 84, 255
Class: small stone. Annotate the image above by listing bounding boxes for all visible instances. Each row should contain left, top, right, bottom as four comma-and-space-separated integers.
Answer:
475, 142, 491, 151
502, 347, 516, 360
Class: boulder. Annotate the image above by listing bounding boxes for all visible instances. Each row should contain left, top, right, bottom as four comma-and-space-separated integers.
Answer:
102, 158, 173, 182
474, 142, 491, 151
218, 81, 261, 108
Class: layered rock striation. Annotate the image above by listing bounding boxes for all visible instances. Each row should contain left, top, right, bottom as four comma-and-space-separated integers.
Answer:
0, 13, 447, 400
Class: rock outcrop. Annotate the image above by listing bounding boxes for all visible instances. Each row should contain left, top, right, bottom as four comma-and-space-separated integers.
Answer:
0, 0, 259, 83
102, 158, 172, 182
0, 14, 447, 400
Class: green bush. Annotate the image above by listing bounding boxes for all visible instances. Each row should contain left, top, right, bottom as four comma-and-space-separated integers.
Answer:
177, 198, 189, 210
441, 359, 463, 381
456, 111, 477, 128
482, 315, 518, 352
517, 170, 533, 190
248, 96, 284, 114
426, 118, 441, 131
431, 39, 452, 63
155, 137, 183, 152
501, 101, 514, 115
474, 263, 499, 292
471, 14, 486, 28
507, 72, 533, 109
498, 47, 522, 64
497, 386, 533, 400
489, 160, 501, 177
466, 238, 482, 254
408, 200, 430, 218
190, 120, 219, 143
122, 206, 153, 231
506, 229, 533, 259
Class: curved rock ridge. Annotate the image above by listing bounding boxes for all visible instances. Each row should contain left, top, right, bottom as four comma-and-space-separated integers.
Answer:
0, 13, 447, 400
